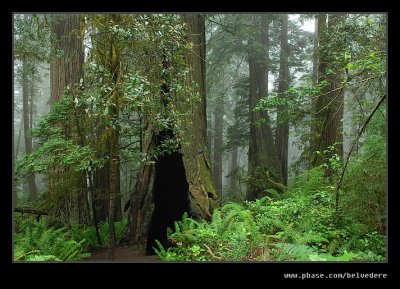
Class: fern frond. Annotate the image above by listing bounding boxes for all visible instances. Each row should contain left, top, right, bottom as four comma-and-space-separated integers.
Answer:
275, 242, 317, 261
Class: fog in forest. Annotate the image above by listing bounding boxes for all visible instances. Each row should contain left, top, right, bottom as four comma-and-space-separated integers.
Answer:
13, 13, 386, 263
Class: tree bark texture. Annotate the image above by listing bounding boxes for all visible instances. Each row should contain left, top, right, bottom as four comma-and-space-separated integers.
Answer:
50, 14, 84, 104
275, 14, 290, 186
127, 14, 218, 249
49, 15, 89, 225
311, 14, 345, 170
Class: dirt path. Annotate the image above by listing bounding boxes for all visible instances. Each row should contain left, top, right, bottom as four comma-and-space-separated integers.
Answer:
82, 246, 162, 263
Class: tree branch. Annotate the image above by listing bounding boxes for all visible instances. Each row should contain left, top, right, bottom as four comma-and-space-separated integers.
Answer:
204, 244, 222, 260
335, 94, 386, 211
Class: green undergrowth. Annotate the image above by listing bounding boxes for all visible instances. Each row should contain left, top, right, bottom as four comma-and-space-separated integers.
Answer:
70, 219, 127, 250
14, 215, 90, 261
154, 167, 386, 261
14, 215, 127, 261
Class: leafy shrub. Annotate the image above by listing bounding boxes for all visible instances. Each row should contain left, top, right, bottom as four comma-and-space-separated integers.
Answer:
70, 219, 127, 250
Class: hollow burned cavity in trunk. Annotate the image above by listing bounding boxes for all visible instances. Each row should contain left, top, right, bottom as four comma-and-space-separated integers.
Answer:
145, 131, 190, 255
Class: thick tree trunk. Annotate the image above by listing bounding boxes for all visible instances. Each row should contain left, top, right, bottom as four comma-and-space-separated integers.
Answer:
127, 14, 218, 251
310, 14, 344, 170
275, 14, 290, 186
212, 99, 224, 200
49, 14, 87, 224
180, 14, 219, 218
50, 14, 84, 104
22, 58, 37, 199
247, 15, 283, 201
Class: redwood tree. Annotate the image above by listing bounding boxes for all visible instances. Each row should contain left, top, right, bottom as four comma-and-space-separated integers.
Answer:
22, 57, 37, 199
275, 14, 290, 186
126, 14, 218, 251
247, 15, 283, 201
310, 14, 345, 171
49, 14, 89, 224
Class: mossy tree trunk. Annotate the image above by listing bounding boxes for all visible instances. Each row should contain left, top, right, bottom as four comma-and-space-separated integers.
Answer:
126, 14, 218, 249
89, 15, 123, 231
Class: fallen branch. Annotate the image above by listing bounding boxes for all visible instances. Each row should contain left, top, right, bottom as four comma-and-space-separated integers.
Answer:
204, 244, 222, 261
14, 207, 48, 216
335, 94, 386, 211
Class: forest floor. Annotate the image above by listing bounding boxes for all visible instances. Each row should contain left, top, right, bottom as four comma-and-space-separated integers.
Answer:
82, 246, 161, 262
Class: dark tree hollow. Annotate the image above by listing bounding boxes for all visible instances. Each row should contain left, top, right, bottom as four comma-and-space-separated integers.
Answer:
145, 132, 190, 255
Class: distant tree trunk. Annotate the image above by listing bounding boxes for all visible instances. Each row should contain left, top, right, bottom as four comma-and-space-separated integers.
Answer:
312, 16, 319, 86
247, 15, 283, 201
229, 146, 239, 193
15, 119, 23, 161
207, 125, 212, 156
127, 14, 218, 251
310, 14, 345, 171
212, 99, 224, 200
14, 118, 23, 204
309, 15, 319, 166
22, 58, 37, 199
29, 68, 35, 142
275, 14, 290, 186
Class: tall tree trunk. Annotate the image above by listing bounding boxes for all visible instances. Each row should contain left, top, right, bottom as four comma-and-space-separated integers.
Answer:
309, 15, 319, 166
15, 119, 23, 162
127, 14, 218, 251
105, 14, 122, 259
49, 14, 87, 223
14, 118, 23, 204
247, 15, 283, 201
275, 14, 290, 186
312, 16, 319, 86
22, 58, 37, 199
212, 99, 224, 201
310, 14, 345, 172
